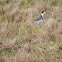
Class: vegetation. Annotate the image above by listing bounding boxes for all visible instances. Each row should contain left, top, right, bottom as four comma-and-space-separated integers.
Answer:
0, 0, 62, 62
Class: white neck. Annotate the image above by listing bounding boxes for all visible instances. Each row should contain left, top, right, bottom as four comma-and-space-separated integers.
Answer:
41, 13, 44, 17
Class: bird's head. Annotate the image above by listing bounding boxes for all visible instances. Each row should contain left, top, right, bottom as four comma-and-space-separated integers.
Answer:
41, 11, 44, 13
41, 11, 45, 18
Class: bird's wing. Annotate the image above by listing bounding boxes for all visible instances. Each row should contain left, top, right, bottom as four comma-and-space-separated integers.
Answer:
28, 15, 42, 21
32, 16, 41, 21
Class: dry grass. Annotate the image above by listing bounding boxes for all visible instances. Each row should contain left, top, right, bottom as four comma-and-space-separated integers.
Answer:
0, 0, 62, 62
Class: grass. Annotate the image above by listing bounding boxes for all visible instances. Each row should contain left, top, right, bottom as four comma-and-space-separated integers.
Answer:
0, 0, 62, 62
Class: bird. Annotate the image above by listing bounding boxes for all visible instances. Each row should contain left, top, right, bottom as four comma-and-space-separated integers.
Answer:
28, 11, 44, 23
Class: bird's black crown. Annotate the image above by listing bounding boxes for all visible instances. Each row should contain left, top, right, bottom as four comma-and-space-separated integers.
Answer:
41, 11, 44, 13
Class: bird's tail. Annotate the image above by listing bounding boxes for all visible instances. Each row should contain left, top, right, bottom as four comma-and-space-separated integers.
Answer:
27, 19, 34, 22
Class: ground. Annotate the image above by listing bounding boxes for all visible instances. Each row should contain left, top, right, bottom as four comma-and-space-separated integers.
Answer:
0, 0, 62, 62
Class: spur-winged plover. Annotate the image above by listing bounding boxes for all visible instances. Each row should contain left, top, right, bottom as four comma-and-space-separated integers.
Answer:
28, 11, 45, 23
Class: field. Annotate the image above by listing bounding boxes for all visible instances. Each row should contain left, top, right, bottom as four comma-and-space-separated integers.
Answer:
0, 0, 62, 62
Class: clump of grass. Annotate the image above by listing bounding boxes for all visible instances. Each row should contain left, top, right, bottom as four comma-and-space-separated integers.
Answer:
19, 0, 33, 9
51, 0, 59, 6
0, 7, 5, 15
49, 34, 56, 42
5, 37, 13, 44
